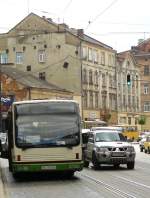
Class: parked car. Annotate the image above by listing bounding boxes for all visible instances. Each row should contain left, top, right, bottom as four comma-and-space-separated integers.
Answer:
83, 130, 136, 169
139, 137, 146, 152
144, 136, 150, 154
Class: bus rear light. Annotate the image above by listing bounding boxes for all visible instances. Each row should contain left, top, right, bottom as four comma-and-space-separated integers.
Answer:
17, 155, 21, 161
76, 153, 79, 159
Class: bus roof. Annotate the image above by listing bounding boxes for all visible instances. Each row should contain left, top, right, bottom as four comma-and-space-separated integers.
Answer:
12, 99, 78, 105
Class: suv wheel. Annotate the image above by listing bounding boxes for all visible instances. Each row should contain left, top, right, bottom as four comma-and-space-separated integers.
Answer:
114, 164, 120, 169
92, 152, 99, 170
127, 162, 135, 169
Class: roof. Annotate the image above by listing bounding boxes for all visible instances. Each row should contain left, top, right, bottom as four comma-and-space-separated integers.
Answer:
1, 66, 71, 93
4, 12, 115, 51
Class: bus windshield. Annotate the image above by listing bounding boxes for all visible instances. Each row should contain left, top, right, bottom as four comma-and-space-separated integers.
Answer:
15, 102, 80, 148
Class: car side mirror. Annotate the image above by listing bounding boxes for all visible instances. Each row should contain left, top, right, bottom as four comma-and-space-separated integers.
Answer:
88, 138, 94, 143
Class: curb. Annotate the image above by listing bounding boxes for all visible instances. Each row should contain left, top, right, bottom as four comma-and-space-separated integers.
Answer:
0, 171, 5, 198
0, 161, 6, 198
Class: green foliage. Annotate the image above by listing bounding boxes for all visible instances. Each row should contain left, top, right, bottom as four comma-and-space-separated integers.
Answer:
138, 116, 146, 125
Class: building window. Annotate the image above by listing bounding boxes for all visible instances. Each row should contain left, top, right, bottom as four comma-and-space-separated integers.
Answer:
102, 95, 106, 109
16, 52, 23, 64
27, 65, 31, 71
144, 102, 150, 112
112, 55, 115, 66
83, 90, 88, 108
144, 65, 149, 75
144, 84, 149, 94
95, 92, 98, 108
119, 117, 126, 124
93, 50, 98, 63
38, 50, 46, 63
95, 71, 98, 85
88, 48, 93, 61
89, 91, 93, 108
82, 47, 87, 60
102, 73, 106, 86
128, 117, 131, 125
89, 70, 93, 84
101, 52, 105, 65
39, 72, 46, 80
108, 54, 111, 66
82, 68, 87, 83
0, 53, 8, 64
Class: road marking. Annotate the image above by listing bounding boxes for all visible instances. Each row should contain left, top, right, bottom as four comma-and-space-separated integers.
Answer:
78, 172, 136, 198
116, 176, 150, 189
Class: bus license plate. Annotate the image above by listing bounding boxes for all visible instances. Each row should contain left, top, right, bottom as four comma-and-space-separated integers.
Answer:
41, 165, 56, 170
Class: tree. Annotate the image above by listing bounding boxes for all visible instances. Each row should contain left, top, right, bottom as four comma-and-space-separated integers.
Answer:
138, 116, 146, 132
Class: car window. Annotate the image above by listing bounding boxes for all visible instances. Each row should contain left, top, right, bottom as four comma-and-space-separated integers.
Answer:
95, 132, 126, 142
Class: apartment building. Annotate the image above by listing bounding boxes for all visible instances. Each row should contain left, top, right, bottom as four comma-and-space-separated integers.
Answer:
116, 51, 141, 129
80, 35, 117, 123
131, 40, 150, 130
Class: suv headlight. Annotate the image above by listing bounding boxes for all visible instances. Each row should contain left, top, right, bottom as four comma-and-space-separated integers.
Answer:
127, 146, 135, 152
96, 147, 108, 152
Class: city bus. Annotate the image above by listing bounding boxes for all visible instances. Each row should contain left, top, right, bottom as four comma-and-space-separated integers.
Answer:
0, 100, 83, 178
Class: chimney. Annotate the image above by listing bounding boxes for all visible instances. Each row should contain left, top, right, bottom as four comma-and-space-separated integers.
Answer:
47, 18, 53, 22
59, 23, 69, 30
77, 29, 84, 37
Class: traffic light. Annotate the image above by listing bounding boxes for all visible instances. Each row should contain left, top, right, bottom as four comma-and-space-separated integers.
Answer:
127, 74, 131, 86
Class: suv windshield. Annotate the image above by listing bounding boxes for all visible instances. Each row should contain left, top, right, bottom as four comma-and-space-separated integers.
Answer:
95, 132, 126, 142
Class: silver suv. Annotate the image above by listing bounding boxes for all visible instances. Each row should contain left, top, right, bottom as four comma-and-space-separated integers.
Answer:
83, 130, 136, 169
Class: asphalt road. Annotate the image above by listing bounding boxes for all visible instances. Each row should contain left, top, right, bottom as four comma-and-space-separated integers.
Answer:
0, 144, 150, 198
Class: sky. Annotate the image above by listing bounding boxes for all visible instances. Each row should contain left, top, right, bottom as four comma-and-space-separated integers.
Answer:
1, 0, 150, 52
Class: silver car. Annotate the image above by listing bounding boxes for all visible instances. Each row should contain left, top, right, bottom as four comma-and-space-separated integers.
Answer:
83, 130, 136, 169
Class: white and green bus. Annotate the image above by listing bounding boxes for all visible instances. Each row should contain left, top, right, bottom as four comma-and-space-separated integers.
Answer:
0, 100, 83, 178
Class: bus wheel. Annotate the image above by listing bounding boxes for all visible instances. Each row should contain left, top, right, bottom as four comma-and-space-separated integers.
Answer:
12, 172, 22, 180
64, 171, 74, 179
92, 152, 99, 170
84, 160, 89, 168
127, 162, 135, 169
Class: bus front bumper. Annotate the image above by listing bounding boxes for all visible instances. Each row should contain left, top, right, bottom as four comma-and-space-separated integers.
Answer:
12, 161, 83, 173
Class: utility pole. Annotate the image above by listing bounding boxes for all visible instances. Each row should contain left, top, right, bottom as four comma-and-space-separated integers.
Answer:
0, 63, 2, 132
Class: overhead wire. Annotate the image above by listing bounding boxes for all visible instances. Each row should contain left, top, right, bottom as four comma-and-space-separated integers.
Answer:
85, 0, 118, 30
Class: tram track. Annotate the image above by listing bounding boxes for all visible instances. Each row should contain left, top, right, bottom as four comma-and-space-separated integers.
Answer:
78, 172, 137, 198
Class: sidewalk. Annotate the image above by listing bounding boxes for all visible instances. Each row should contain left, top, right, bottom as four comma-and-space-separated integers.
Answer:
0, 161, 6, 198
